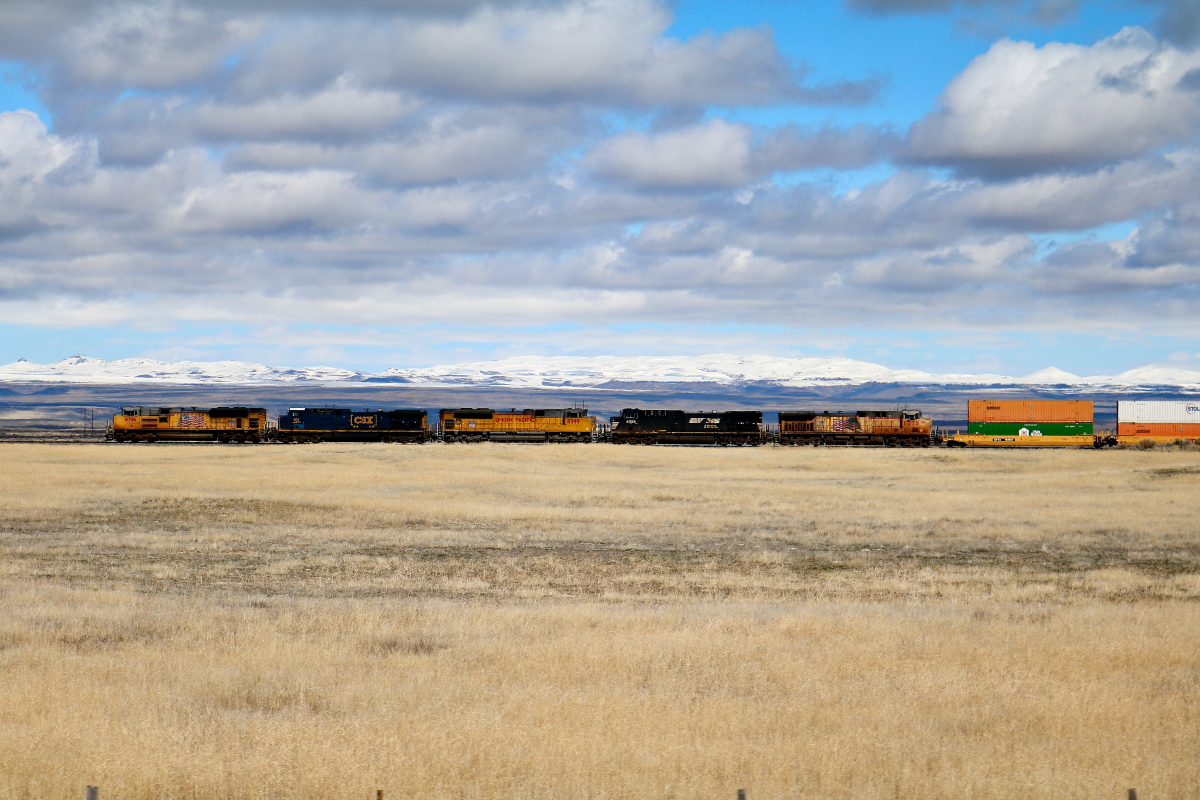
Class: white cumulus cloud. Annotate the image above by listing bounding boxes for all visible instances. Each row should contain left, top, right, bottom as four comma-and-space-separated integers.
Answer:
907, 27, 1200, 177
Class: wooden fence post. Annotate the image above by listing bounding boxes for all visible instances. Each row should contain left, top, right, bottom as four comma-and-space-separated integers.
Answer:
738, 790, 746, 800
1128, 790, 1137, 800
377, 790, 383, 800
86, 787, 98, 800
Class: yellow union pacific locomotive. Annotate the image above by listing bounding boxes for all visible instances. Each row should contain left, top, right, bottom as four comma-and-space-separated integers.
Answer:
440, 407, 594, 443
778, 409, 933, 446
108, 406, 268, 443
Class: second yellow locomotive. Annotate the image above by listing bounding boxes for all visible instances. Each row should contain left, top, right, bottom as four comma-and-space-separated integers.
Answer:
440, 407, 594, 443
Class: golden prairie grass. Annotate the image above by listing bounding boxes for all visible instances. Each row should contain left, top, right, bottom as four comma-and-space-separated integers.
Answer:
1, 443, 1199, 800
2, 443, 1199, 596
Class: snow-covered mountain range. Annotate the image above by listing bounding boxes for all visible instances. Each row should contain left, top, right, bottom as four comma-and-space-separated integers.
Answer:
2, 354, 1200, 389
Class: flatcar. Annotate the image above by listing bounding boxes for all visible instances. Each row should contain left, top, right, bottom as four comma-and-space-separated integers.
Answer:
271, 407, 432, 443
945, 399, 1105, 448
778, 409, 932, 447
608, 408, 764, 445
107, 406, 267, 443
440, 408, 595, 443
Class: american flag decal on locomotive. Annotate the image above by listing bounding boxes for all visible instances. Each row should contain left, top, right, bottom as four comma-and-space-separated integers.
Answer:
179, 413, 206, 427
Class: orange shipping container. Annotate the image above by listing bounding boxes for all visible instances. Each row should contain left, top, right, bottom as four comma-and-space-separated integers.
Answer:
1117, 422, 1200, 438
968, 400, 1093, 423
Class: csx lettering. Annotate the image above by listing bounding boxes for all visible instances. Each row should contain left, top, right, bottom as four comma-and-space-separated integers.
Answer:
352, 416, 376, 425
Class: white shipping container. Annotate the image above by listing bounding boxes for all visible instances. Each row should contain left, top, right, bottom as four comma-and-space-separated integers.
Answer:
1117, 400, 1200, 424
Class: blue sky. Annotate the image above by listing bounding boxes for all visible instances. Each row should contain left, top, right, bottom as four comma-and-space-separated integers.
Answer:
0, 0, 1197, 375
670, 0, 1157, 128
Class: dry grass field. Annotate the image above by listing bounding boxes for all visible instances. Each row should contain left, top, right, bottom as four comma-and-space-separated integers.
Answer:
2, 442, 1199, 800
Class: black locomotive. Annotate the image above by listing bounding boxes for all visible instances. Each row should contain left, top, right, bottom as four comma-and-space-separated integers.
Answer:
608, 408, 764, 446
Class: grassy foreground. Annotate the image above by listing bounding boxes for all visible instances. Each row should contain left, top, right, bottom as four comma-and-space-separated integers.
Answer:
2, 443, 1198, 800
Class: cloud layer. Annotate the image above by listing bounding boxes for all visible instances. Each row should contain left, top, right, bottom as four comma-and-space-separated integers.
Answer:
0, 0, 1197, 348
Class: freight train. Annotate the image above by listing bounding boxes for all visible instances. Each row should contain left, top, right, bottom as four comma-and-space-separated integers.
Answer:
103, 399, 1200, 448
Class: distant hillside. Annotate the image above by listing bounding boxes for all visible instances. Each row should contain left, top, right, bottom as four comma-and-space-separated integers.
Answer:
4, 353, 1200, 391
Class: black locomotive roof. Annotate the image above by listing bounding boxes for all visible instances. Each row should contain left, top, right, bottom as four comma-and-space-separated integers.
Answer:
442, 408, 494, 418
619, 408, 759, 417
288, 407, 424, 414
209, 407, 266, 417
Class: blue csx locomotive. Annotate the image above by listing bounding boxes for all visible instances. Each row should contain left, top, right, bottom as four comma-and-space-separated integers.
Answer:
273, 407, 433, 443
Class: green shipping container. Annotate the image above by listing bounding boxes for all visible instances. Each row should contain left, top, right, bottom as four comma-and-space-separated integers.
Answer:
967, 422, 1094, 436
